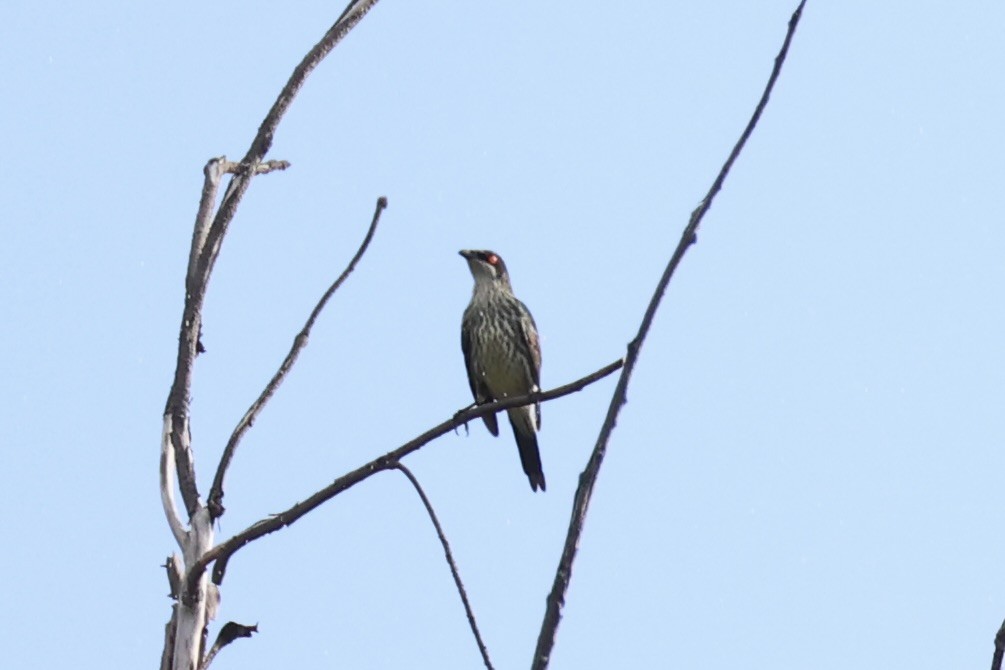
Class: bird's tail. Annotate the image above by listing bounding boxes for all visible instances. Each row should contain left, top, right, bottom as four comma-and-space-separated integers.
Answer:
481, 411, 499, 437
508, 407, 546, 492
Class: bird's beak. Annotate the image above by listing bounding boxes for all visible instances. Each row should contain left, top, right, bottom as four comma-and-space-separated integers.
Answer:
459, 249, 474, 260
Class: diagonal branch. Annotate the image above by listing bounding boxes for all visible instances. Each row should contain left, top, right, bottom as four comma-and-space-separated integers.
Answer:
183, 358, 623, 599
993, 617, 1005, 670
162, 0, 382, 521
394, 464, 495, 670
531, 2, 809, 667
207, 196, 388, 520
191, 0, 382, 296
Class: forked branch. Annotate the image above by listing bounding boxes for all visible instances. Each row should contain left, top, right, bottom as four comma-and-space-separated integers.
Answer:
162, 0, 382, 523
183, 358, 624, 599
162, 4, 384, 668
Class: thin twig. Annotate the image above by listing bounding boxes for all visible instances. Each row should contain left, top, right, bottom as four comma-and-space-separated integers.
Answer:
183, 358, 623, 599
207, 196, 388, 520
394, 464, 494, 670
531, 2, 809, 667
221, 160, 291, 176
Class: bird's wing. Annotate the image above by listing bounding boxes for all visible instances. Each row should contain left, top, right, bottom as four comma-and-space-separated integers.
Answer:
462, 314, 499, 436
517, 301, 542, 428
461, 319, 485, 401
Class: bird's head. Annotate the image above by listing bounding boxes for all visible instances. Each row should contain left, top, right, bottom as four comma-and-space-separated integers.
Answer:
459, 249, 510, 287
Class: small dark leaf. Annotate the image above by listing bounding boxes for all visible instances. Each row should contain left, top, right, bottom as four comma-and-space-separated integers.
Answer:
216, 621, 258, 647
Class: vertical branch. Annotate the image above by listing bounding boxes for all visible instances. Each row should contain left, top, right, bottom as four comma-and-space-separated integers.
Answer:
160, 608, 177, 670
173, 509, 216, 670
531, 1, 809, 667
161, 415, 187, 548
164, 157, 231, 518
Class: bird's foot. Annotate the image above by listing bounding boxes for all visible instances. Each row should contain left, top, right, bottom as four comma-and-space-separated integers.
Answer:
453, 403, 476, 435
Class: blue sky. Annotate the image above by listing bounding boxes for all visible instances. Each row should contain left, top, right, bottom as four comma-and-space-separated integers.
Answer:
3, 2, 1004, 668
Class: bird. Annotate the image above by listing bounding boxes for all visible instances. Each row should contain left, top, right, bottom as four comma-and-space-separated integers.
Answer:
459, 249, 546, 492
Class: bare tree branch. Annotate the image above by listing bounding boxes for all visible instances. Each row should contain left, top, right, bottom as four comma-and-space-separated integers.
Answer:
159, 555, 184, 670
200, 622, 258, 670
164, 158, 231, 519
222, 159, 291, 176
393, 464, 495, 670
160, 607, 178, 670
192, 0, 382, 296
160, 415, 188, 548
189, 158, 230, 288
163, 5, 383, 668
162, 0, 382, 523
182, 358, 623, 599
208, 196, 388, 520
164, 554, 184, 599
992, 618, 1005, 670
531, 2, 809, 667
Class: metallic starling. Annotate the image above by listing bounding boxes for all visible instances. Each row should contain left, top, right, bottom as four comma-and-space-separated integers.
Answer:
459, 249, 545, 492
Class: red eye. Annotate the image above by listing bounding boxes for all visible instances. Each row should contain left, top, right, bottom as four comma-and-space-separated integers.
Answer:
487, 254, 499, 265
